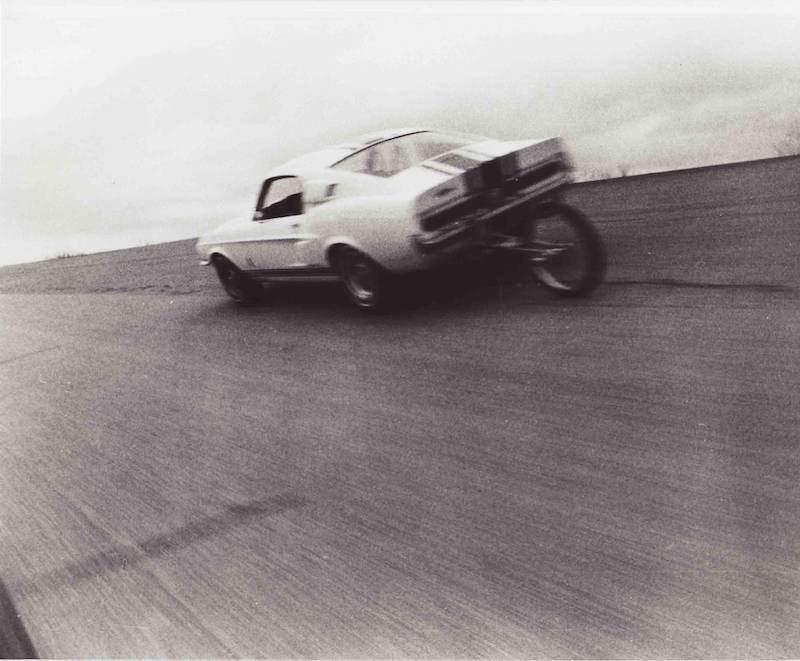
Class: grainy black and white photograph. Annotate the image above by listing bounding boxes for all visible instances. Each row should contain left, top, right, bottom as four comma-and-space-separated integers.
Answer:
1, 0, 799, 657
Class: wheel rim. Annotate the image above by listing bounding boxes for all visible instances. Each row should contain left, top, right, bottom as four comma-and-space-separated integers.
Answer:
342, 253, 377, 305
528, 214, 588, 291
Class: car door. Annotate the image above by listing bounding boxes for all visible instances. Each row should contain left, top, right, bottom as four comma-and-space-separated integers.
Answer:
245, 176, 308, 272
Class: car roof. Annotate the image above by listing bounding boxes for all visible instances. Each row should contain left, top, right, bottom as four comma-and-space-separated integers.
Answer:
335, 127, 430, 150
278, 128, 431, 173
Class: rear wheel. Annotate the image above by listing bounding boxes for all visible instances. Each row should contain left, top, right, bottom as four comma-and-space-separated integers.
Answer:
212, 256, 262, 303
521, 202, 605, 296
331, 247, 390, 310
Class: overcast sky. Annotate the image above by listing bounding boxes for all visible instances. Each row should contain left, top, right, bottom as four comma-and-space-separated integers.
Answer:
2, 0, 799, 265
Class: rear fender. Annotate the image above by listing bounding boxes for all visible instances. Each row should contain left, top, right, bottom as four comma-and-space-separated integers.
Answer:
309, 196, 424, 272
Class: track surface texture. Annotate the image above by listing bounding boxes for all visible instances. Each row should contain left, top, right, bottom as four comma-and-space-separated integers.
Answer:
1, 156, 799, 658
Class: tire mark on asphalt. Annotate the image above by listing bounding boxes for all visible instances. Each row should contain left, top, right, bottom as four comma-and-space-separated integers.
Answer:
608, 279, 796, 293
12, 494, 307, 599
0, 580, 37, 658
0, 346, 60, 367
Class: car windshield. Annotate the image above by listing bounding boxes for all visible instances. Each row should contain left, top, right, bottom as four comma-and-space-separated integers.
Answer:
331, 131, 475, 178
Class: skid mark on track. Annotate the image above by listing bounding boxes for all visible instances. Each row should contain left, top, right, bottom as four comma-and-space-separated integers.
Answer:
13, 493, 306, 598
609, 279, 796, 293
0, 346, 60, 367
0, 580, 37, 658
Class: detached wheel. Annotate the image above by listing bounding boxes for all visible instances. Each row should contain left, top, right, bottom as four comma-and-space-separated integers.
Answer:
523, 202, 606, 297
212, 256, 262, 304
332, 247, 390, 311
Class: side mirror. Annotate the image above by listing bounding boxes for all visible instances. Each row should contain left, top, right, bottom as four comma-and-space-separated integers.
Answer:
252, 209, 267, 221
305, 180, 338, 205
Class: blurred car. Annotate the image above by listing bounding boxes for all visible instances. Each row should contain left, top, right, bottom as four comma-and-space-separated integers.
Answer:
196, 128, 604, 309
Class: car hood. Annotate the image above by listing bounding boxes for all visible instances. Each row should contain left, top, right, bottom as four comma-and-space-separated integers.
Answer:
196, 213, 252, 248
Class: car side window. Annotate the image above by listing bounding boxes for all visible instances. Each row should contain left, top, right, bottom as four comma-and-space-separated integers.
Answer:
333, 139, 413, 178
256, 176, 303, 220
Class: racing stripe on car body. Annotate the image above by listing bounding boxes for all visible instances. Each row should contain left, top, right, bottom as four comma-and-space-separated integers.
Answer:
419, 161, 462, 176
433, 153, 483, 171
432, 150, 520, 192
245, 266, 335, 281
412, 138, 567, 224
432, 153, 485, 192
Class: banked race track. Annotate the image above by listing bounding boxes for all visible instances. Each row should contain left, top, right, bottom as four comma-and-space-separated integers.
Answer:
1, 155, 799, 658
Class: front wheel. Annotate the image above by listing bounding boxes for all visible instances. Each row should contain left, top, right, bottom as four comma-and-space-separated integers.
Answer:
521, 202, 606, 297
212, 256, 262, 304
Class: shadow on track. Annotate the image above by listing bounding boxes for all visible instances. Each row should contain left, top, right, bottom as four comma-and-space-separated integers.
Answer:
209, 260, 576, 320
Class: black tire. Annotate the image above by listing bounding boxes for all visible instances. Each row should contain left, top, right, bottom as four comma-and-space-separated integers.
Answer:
522, 201, 606, 297
212, 256, 262, 304
331, 246, 391, 311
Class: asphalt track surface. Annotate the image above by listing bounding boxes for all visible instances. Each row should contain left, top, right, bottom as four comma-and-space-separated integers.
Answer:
1, 158, 799, 658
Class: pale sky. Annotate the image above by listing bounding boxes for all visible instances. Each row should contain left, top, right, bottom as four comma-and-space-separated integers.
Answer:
2, 0, 799, 265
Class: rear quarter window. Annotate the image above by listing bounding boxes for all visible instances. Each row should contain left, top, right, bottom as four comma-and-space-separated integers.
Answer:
332, 131, 472, 178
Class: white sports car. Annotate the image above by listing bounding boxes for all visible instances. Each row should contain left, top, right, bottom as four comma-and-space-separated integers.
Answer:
196, 128, 605, 309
